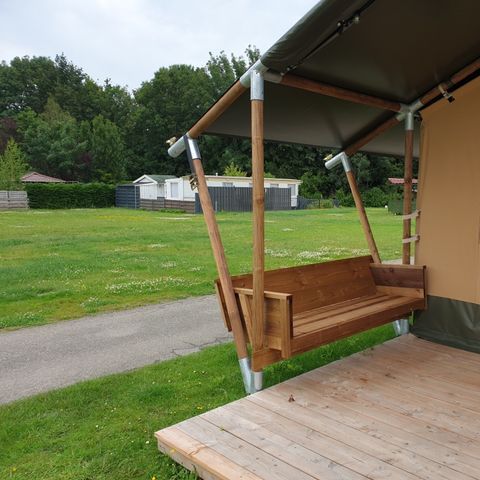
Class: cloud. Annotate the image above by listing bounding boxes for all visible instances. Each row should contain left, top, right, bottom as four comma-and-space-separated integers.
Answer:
0, 0, 318, 89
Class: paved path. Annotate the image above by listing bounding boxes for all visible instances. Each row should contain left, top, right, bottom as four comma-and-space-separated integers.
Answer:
0, 295, 231, 405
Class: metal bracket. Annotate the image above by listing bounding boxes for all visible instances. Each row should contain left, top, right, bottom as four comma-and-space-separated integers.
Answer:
405, 111, 415, 131
250, 70, 264, 101
188, 174, 198, 191
167, 135, 186, 158
238, 357, 263, 394
183, 134, 201, 174
324, 151, 351, 172
393, 318, 410, 336
438, 83, 455, 103
239, 59, 269, 87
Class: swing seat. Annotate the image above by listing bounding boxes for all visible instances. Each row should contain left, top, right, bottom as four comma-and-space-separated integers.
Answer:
216, 256, 426, 369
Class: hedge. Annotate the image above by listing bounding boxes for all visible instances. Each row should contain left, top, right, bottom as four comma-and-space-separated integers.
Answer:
362, 187, 389, 208
25, 183, 115, 209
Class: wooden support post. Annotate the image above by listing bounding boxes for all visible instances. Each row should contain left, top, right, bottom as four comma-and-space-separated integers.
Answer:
191, 156, 249, 361
251, 71, 265, 356
345, 167, 381, 264
402, 113, 414, 265
326, 153, 381, 264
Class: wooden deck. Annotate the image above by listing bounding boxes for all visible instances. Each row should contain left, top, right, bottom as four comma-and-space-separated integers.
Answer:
155, 335, 480, 480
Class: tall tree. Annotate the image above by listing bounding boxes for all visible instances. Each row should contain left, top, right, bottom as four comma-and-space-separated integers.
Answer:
17, 100, 87, 180
0, 117, 19, 154
127, 64, 212, 178
0, 139, 27, 189
88, 115, 126, 183
0, 56, 57, 114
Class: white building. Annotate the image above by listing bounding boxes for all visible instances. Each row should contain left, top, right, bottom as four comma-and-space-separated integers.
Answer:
132, 174, 176, 199
165, 175, 302, 208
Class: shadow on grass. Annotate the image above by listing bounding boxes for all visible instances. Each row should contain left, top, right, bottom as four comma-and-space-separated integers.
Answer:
0, 325, 395, 480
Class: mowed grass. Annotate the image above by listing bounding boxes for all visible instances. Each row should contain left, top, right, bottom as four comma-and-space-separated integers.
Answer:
0, 325, 395, 480
0, 207, 404, 330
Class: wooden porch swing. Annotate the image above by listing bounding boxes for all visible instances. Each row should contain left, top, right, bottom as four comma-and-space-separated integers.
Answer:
216, 255, 426, 370
166, 56, 477, 393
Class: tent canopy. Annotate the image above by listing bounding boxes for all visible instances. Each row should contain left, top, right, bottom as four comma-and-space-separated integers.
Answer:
201, 0, 480, 157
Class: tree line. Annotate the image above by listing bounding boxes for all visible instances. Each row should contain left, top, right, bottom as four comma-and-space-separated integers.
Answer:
0, 50, 411, 201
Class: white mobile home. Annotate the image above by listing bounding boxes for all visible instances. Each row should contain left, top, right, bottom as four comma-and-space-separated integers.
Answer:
132, 174, 175, 200
165, 175, 301, 208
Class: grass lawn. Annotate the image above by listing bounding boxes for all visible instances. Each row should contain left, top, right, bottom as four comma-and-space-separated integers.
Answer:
0, 325, 394, 480
0, 207, 404, 329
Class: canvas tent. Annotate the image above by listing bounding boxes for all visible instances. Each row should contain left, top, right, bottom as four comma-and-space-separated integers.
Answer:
167, 0, 480, 393
414, 77, 480, 352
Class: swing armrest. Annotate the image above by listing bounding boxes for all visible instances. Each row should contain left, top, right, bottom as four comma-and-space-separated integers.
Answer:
370, 263, 426, 300
233, 287, 293, 358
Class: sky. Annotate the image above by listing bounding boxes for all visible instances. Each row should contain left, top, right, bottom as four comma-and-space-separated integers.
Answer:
0, 0, 318, 90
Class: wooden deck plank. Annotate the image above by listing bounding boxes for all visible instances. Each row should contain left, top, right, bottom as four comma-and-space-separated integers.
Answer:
403, 335, 480, 363
177, 416, 317, 480
248, 391, 473, 480
202, 404, 369, 480
304, 362, 480, 442
363, 342, 480, 391
386, 337, 480, 372
339, 347, 480, 413
224, 399, 421, 480
156, 335, 480, 480
267, 378, 480, 478
285, 369, 480, 461
155, 426, 261, 480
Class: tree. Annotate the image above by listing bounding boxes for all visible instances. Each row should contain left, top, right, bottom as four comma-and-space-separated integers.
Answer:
127, 64, 213, 178
0, 49, 414, 191
0, 56, 58, 114
18, 100, 87, 180
223, 161, 247, 176
0, 117, 18, 154
205, 47, 259, 96
88, 115, 126, 182
0, 139, 27, 189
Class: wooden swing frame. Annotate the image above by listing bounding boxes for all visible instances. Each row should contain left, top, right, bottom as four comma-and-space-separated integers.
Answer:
173, 57, 480, 394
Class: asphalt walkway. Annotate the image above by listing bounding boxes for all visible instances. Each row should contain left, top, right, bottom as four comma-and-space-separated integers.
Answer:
0, 295, 230, 404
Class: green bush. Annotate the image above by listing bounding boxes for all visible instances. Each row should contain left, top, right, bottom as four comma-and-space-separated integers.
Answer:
336, 189, 354, 207
319, 199, 334, 209
363, 187, 388, 208
25, 183, 115, 209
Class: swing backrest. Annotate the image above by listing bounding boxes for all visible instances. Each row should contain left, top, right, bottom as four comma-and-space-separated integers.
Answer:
226, 255, 376, 315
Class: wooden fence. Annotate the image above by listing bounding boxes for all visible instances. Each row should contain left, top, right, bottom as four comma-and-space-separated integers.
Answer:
140, 198, 195, 213
0, 191, 28, 210
195, 186, 291, 213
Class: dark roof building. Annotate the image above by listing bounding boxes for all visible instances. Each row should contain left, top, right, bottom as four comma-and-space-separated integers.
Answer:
22, 172, 67, 183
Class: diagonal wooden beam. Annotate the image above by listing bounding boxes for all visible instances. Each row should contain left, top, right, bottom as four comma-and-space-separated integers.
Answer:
279, 74, 402, 112
341, 56, 480, 157
420, 57, 480, 105
188, 81, 247, 139
345, 115, 402, 156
